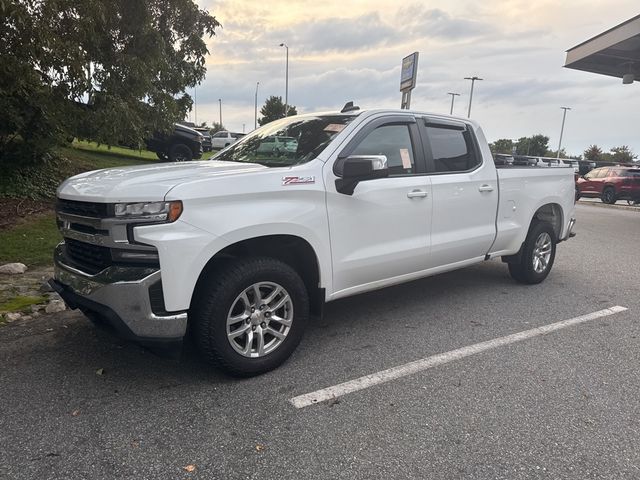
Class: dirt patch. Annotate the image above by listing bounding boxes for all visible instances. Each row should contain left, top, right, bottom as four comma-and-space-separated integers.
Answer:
0, 198, 55, 230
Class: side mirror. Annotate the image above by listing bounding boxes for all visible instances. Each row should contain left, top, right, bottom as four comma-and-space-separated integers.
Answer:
335, 155, 388, 195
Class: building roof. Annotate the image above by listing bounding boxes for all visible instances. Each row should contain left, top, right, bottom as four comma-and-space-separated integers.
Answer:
564, 14, 640, 82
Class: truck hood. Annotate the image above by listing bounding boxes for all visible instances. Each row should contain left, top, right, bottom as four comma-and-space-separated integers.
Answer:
57, 160, 266, 203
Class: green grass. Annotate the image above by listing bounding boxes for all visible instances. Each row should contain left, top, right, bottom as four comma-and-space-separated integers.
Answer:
69, 140, 217, 165
0, 295, 47, 314
0, 214, 61, 266
72, 140, 159, 162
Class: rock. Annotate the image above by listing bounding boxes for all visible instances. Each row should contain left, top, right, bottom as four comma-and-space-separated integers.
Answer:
21, 315, 32, 321
0, 263, 27, 274
45, 300, 66, 314
4, 312, 22, 322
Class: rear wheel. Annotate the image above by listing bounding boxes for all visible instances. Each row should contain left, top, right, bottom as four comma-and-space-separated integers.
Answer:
601, 187, 617, 204
169, 143, 193, 162
192, 257, 309, 376
507, 221, 556, 284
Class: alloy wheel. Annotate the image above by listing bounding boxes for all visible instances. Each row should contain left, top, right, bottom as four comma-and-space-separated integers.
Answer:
226, 282, 293, 358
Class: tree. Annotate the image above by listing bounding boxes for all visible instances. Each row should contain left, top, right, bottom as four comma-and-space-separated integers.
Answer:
515, 134, 549, 157
209, 122, 225, 134
1, 0, 220, 163
489, 139, 514, 155
258, 96, 298, 126
609, 145, 637, 163
583, 145, 603, 162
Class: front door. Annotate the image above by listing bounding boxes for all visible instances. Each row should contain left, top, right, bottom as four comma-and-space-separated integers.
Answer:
325, 117, 432, 296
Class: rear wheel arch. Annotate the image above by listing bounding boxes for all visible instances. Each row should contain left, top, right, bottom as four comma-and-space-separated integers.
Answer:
532, 203, 563, 240
502, 203, 563, 265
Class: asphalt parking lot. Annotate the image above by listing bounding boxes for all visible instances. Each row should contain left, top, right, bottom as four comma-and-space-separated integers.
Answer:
1, 204, 639, 480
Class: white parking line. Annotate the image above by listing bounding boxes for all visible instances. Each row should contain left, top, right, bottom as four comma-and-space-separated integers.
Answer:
290, 306, 628, 409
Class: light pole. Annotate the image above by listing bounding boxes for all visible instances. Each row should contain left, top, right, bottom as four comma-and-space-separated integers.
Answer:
279, 43, 289, 118
447, 92, 460, 115
464, 76, 483, 118
218, 98, 222, 127
557, 106, 571, 159
254, 81, 259, 129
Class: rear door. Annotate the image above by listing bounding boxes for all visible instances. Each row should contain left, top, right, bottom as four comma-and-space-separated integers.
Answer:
419, 118, 498, 267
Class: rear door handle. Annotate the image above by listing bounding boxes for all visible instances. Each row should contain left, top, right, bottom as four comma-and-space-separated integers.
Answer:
478, 184, 494, 192
407, 189, 428, 199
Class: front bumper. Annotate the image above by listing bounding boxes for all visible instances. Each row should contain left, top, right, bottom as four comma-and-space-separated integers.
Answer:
51, 243, 187, 343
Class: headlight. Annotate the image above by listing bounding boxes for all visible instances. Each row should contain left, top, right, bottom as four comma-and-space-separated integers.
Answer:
114, 201, 183, 222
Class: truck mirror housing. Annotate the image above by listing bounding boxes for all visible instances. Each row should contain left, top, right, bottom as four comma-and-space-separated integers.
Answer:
335, 155, 389, 195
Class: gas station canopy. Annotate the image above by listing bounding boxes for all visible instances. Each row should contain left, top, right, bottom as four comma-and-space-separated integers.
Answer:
564, 14, 640, 83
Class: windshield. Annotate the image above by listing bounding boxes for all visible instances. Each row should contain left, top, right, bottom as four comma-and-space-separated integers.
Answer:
213, 114, 356, 167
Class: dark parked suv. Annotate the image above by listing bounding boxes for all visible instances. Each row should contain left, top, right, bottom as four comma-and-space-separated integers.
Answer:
145, 124, 203, 162
576, 166, 640, 204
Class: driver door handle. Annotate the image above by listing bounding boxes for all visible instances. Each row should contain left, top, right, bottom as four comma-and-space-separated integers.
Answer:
478, 184, 494, 192
407, 189, 428, 199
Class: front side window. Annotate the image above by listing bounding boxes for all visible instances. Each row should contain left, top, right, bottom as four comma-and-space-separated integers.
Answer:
351, 124, 415, 175
595, 168, 609, 178
214, 115, 356, 167
426, 126, 479, 173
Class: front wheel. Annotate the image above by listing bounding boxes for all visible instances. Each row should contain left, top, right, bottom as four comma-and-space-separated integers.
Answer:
507, 221, 557, 284
192, 257, 309, 376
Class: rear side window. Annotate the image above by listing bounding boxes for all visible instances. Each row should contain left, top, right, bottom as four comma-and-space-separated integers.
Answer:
426, 126, 479, 173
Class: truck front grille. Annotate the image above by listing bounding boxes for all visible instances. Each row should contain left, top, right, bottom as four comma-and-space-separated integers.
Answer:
57, 199, 110, 218
65, 238, 112, 274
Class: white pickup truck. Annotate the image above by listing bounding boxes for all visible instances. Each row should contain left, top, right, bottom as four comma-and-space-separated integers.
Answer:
51, 107, 576, 376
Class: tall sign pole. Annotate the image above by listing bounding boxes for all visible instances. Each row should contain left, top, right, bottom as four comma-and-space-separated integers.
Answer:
400, 52, 419, 109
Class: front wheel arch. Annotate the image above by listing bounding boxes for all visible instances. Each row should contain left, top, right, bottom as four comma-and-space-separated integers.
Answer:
190, 235, 324, 318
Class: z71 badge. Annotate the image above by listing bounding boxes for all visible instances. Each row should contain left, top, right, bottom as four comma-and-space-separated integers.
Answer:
282, 176, 315, 186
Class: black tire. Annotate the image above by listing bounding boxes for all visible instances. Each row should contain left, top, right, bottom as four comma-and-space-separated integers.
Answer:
507, 221, 557, 284
601, 186, 617, 204
168, 143, 193, 162
192, 257, 309, 377
156, 151, 168, 161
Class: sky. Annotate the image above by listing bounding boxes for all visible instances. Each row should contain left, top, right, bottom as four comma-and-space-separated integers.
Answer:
193, 0, 639, 157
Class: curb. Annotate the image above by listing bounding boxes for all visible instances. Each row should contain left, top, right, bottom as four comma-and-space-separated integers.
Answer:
577, 200, 640, 212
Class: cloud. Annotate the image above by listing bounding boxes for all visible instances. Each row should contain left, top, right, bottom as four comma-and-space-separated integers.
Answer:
191, 0, 640, 155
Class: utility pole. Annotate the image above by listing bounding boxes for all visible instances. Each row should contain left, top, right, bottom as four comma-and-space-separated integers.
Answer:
279, 43, 289, 117
464, 76, 483, 118
447, 92, 460, 115
557, 107, 571, 159
218, 98, 222, 127
254, 82, 259, 129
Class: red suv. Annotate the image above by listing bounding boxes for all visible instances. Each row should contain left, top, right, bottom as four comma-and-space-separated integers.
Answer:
576, 166, 640, 204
